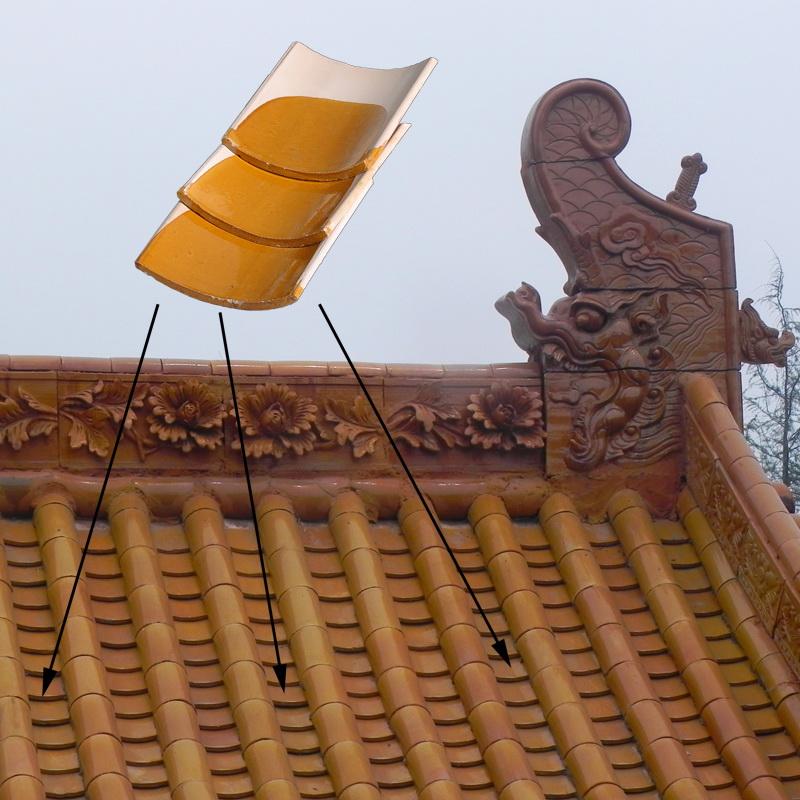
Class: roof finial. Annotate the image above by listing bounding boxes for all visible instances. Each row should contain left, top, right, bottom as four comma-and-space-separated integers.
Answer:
666, 152, 707, 211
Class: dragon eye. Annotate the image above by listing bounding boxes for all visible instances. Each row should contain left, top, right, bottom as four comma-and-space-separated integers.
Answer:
631, 313, 656, 334
574, 306, 606, 332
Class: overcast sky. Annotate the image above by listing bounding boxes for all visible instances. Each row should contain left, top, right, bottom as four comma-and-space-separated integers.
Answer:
3, 1, 798, 365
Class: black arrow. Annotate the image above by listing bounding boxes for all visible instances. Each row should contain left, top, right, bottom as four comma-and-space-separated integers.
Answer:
43, 304, 160, 695
218, 313, 287, 691
318, 304, 510, 666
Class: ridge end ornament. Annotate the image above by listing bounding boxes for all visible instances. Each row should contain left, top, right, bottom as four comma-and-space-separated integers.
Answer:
739, 298, 796, 366
498, 79, 740, 485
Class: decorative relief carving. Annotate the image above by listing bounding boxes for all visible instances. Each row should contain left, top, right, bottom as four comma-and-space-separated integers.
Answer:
593, 208, 709, 291
496, 283, 684, 470
739, 298, 795, 366
321, 395, 380, 459
695, 450, 786, 635
0, 388, 57, 450
61, 380, 148, 458
522, 81, 730, 295
526, 83, 631, 164
59, 379, 225, 458
232, 384, 317, 459
703, 465, 750, 573
666, 153, 707, 212
323, 382, 545, 459
147, 380, 225, 453
389, 383, 469, 451
465, 384, 544, 451
501, 78, 738, 476
774, 594, 800, 678
685, 415, 715, 504
738, 534, 783, 624
2, 377, 544, 466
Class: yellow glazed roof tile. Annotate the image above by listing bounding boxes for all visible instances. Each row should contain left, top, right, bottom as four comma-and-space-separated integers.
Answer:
135, 43, 435, 309
179, 148, 354, 246
0, 370, 799, 799
223, 95, 388, 180
0, 482, 800, 800
136, 204, 318, 310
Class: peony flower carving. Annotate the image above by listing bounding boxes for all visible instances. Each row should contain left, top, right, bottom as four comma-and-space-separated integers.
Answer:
147, 380, 224, 453
232, 384, 317, 459
465, 383, 545, 450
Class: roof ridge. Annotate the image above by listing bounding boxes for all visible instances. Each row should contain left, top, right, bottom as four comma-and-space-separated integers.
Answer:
0, 354, 537, 379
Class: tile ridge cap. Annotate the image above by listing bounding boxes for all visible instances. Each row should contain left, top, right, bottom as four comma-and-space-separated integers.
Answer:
0, 355, 540, 378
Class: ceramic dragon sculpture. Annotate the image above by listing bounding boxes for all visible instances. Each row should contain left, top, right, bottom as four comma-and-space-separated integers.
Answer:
497, 282, 675, 471
739, 298, 795, 367
497, 79, 794, 474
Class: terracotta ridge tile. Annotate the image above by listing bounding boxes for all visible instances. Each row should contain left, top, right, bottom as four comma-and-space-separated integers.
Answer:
31, 496, 136, 799
12, 354, 535, 380
398, 497, 545, 800
0, 536, 43, 797
538, 493, 707, 799
468, 495, 625, 800
108, 491, 216, 800
182, 498, 298, 800
610, 490, 788, 800
5, 355, 61, 371
160, 360, 213, 375
328, 492, 462, 798
679, 489, 800, 750
1, 472, 550, 522
684, 377, 800, 593
259, 495, 379, 800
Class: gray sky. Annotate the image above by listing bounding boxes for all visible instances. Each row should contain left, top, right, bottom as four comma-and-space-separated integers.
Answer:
3, 1, 798, 364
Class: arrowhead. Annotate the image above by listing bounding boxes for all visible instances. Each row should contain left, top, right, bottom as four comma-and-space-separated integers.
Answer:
273, 663, 287, 691
491, 639, 511, 666
42, 666, 58, 695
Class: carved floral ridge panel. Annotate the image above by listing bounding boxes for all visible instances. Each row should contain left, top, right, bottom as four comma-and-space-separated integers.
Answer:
0, 385, 58, 451
0, 375, 59, 465
0, 375, 545, 473
685, 406, 799, 645
774, 592, 800, 679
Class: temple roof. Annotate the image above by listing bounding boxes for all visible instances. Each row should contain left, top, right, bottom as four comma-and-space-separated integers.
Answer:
1, 356, 799, 800
2, 76, 800, 800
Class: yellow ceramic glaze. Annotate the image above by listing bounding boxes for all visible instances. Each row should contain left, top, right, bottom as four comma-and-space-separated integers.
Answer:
136, 206, 317, 309
179, 153, 353, 245
224, 95, 387, 179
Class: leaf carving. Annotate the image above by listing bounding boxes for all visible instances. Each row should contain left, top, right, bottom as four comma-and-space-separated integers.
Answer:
60, 380, 148, 458
387, 383, 468, 451
322, 395, 380, 458
0, 388, 58, 450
